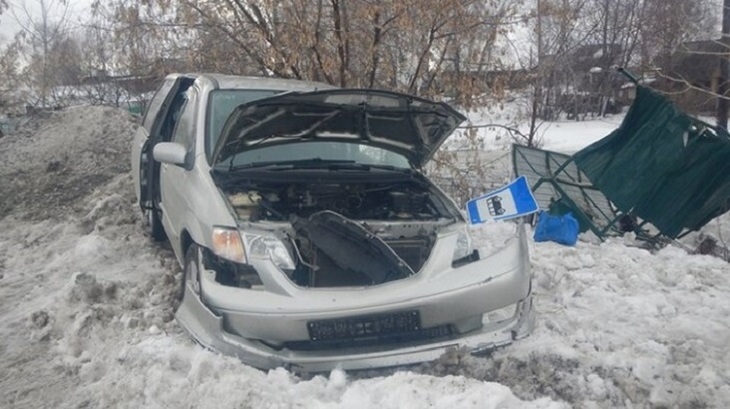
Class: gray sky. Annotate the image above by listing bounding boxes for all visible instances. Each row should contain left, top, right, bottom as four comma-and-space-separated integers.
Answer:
0, 0, 93, 44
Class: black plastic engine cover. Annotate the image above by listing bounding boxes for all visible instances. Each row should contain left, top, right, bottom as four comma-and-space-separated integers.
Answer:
291, 211, 415, 285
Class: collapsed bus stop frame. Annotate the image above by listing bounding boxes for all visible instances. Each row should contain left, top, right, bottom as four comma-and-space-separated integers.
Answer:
513, 68, 730, 242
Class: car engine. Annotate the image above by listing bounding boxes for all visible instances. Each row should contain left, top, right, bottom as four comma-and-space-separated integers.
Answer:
219, 179, 459, 287
226, 181, 445, 222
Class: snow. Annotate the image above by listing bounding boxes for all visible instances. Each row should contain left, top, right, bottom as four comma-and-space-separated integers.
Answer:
1, 105, 729, 408
454, 95, 625, 153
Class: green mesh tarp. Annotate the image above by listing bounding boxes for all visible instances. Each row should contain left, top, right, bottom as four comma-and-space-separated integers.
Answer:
573, 86, 730, 239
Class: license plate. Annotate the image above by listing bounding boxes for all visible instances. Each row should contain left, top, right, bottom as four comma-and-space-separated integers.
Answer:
307, 311, 421, 341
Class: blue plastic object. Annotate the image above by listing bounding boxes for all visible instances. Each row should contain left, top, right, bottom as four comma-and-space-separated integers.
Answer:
533, 211, 579, 246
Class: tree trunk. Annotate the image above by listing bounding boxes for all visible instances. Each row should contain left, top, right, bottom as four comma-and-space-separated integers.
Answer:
717, 0, 730, 130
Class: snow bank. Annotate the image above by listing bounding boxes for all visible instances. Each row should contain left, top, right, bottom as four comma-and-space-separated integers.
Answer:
0, 106, 138, 219
414, 236, 730, 407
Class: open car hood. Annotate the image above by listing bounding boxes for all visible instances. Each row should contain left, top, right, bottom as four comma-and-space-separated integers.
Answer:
213, 89, 466, 168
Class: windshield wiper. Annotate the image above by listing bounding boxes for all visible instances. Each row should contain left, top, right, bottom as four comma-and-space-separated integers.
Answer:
324, 163, 413, 173
221, 158, 412, 173
228, 158, 357, 170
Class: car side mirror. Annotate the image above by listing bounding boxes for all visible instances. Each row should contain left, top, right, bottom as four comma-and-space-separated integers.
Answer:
153, 142, 187, 167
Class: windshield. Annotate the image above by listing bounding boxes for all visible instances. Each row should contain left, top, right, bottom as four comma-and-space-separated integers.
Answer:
215, 141, 411, 170
206, 89, 280, 159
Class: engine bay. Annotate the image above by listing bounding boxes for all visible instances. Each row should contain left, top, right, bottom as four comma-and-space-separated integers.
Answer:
225, 180, 452, 222
215, 178, 460, 288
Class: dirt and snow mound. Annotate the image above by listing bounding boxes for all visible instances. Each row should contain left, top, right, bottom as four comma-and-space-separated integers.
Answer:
0, 106, 138, 220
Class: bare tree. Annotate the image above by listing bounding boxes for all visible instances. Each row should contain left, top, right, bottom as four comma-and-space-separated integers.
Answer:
506, 0, 593, 146
84, 0, 187, 82
510, 0, 716, 140
718, 0, 730, 129
11, 0, 71, 108
97, 0, 520, 107
636, 0, 721, 117
0, 40, 24, 111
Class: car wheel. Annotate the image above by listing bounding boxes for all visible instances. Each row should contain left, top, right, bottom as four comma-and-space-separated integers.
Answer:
145, 208, 166, 242
175, 243, 202, 312
183, 243, 202, 297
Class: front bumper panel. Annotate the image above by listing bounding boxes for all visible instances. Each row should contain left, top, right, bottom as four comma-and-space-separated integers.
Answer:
175, 225, 534, 371
176, 284, 533, 372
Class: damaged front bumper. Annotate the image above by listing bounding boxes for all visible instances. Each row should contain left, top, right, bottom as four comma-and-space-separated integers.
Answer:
175, 225, 534, 372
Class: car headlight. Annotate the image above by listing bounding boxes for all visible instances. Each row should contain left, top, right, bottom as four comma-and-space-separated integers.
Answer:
243, 233, 296, 273
211, 227, 247, 263
452, 227, 480, 267
452, 228, 473, 261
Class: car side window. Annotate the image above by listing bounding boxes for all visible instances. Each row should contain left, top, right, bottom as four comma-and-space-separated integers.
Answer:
172, 89, 198, 152
142, 78, 177, 133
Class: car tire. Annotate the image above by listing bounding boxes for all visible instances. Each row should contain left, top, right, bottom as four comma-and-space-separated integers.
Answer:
174, 243, 201, 312
183, 243, 202, 297
145, 208, 166, 242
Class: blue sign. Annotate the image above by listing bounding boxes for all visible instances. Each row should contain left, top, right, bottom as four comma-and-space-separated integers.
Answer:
466, 176, 539, 224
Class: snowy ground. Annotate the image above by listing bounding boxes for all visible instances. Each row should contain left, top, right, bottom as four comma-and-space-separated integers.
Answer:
456, 97, 626, 154
0, 106, 728, 408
